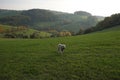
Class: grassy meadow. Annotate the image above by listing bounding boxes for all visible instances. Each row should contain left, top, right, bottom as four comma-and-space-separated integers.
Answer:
0, 26, 120, 80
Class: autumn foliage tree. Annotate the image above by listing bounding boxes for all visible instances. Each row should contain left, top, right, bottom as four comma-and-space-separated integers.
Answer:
58, 31, 71, 37
0, 26, 4, 33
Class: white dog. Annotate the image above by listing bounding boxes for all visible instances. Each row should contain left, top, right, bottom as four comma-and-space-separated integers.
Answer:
58, 44, 66, 54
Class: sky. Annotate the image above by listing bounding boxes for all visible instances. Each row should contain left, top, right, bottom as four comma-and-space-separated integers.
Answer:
0, 0, 120, 16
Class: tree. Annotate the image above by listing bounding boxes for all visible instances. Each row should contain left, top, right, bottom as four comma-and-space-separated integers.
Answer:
4, 33, 16, 38
58, 31, 71, 37
0, 26, 4, 33
84, 27, 95, 34
30, 32, 40, 38
96, 13, 120, 31
76, 28, 84, 35
48, 29, 59, 37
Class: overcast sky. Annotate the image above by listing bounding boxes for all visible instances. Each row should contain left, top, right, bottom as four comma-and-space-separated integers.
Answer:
0, 0, 120, 16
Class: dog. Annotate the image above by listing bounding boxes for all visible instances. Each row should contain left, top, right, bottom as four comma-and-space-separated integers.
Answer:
58, 43, 66, 54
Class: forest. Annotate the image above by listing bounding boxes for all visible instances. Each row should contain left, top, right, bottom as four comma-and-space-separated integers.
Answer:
77, 13, 120, 34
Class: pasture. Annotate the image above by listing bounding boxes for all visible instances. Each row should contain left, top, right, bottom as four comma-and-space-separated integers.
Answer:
0, 27, 120, 80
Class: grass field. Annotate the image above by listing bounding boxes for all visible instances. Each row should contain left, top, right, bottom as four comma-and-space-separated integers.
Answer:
0, 26, 120, 80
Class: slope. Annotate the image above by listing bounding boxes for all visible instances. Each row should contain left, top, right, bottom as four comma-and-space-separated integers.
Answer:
0, 26, 119, 80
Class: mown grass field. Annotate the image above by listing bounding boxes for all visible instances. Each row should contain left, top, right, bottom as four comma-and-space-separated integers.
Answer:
0, 26, 120, 80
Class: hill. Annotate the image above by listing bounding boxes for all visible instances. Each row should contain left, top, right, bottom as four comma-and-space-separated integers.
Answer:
0, 9, 21, 18
100, 25, 120, 32
0, 26, 119, 80
81, 13, 120, 34
0, 9, 104, 33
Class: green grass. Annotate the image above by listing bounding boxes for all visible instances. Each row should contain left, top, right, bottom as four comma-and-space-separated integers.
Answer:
0, 26, 120, 80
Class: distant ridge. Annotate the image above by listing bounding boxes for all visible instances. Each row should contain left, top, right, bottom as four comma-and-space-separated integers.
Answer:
0, 9, 104, 33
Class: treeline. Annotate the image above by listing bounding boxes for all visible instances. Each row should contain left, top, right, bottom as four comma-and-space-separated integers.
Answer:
77, 13, 120, 34
3, 30, 72, 39
22, 9, 58, 22
0, 9, 58, 26
0, 25, 72, 39
4, 31, 51, 39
